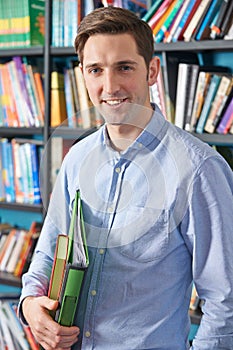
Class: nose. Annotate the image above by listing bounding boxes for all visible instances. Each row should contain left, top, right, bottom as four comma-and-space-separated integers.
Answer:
103, 70, 120, 95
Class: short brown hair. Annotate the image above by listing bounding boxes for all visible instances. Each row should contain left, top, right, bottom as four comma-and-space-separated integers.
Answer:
74, 7, 154, 69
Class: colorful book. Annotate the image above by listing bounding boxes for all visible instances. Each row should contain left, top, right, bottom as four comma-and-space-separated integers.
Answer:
216, 96, 233, 134
204, 75, 232, 133
155, 0, 184, 43
196, 74, 221, 134
164, 0, 190, 43
172, 0, 202, 42
142, 0, 164, 22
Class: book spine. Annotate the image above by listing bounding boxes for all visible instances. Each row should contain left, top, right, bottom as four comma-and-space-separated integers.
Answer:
196, 74, 221, 134
216, 96, 233, 134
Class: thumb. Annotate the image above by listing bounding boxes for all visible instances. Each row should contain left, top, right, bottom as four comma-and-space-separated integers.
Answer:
39, 296, 59, 311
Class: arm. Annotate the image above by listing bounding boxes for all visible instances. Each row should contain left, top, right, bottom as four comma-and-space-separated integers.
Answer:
19, 164, 80, 349
183, 156, 233, 349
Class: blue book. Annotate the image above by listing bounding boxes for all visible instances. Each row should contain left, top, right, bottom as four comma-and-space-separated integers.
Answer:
30, 143, 41, 204
195, 0, 222, 41
196, 74, 221, 134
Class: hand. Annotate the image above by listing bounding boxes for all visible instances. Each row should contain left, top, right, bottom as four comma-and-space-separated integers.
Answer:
22, 296, 80, 350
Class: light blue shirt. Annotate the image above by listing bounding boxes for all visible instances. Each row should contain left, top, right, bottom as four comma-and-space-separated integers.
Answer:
20, 106, 233, 349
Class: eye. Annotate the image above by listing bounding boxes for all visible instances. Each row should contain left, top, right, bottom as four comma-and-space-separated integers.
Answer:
119, 65, 132, 72
88, 67, 102, 74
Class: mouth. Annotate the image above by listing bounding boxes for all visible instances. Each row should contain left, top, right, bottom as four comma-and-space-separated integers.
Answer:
102, 98, 128, 106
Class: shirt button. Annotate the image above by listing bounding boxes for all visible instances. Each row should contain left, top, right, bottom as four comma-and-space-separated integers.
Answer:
115, 167, 121, 173
99, 248, 105, 255
91, 290, 97, 296
85, 331, 91, 338
108, 207, 113, 213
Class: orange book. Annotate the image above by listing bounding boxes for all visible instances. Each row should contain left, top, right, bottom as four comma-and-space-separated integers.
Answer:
14, 221, 41, 277
48, 234, 69, 301
148, 0, 174, 30
50, 71, 68, 127
33, 72, 45, 126
152, 1, 176, 36
0, 64, 19, 127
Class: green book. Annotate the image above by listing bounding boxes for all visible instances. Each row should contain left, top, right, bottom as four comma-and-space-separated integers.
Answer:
49, 190, 89, 326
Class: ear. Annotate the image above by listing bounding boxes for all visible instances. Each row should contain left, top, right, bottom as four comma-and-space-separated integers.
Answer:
148, 56, 160, 86
79, 62, 83, 73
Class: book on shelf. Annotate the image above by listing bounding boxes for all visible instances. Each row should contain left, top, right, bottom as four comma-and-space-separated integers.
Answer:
1, 138, 16, 203
161, 51, 199, 124
174, 62, 193, 129
183, 0, 211, 42
14, 221, 42, 277
172, 0, 202, 42
0, 300, 40, 350
184, 64, 199, 132
51, 71, 68, 127
0, 0, 45, 49
64, 68, 76, 128
74, 64, 93, 129
48, 190, 89, 326
218, 0, 233, 39
204, 75, 233, 133
164, 0, 190, 43
216, 96, 233, 134
142, 0, 164, 22
152, 0, 176, 37
196, 74, 222, 134
0, 64, 19, 127
210, 0, 231, 39
147, 0, 174, 31
189, 66, 230, 131
51, 137, 74, 189
5, 230, 27, 274
194, 0, 222, 41
154, 0, 183, 42
0, 229, 17, 271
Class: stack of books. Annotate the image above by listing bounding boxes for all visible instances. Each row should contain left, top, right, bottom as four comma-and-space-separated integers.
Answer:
0, 0, 45, 48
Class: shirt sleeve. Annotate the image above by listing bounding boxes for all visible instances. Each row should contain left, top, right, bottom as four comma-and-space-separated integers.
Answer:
184, 155, 233, 349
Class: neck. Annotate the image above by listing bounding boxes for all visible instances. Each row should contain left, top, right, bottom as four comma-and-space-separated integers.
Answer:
106, 107, 153, 152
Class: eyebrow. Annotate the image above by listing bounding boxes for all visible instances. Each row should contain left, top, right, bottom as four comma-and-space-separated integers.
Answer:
84, 60, 138, 70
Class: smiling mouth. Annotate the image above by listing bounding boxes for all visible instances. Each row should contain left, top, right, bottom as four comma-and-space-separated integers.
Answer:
103, 98, 128, 106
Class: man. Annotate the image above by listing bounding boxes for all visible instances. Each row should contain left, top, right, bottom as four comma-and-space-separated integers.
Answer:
20, 6, 233, 350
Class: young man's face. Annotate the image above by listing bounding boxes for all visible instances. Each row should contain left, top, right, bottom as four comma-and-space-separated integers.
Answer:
82, 33, 159, 126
